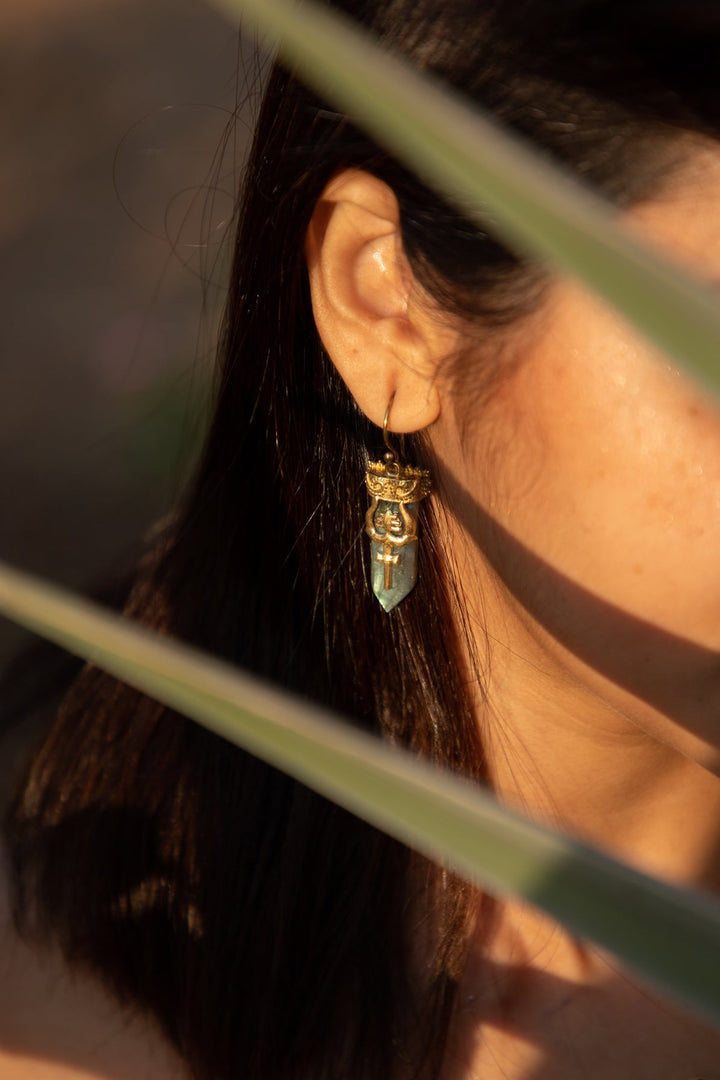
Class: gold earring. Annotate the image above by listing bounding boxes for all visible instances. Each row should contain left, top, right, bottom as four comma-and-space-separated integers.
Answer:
364, 394, 431, 612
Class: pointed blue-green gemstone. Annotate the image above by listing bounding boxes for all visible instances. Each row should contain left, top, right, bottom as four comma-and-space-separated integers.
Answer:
369, 499, 419, 612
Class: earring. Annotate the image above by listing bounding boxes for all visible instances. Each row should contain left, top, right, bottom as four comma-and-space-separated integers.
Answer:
364, 395, 431, 612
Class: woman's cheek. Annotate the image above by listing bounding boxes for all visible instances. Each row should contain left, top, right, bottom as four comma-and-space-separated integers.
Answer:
471, 281, 720, 648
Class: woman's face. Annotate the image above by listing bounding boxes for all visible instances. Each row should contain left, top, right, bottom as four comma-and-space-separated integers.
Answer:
431, 146, 720, 774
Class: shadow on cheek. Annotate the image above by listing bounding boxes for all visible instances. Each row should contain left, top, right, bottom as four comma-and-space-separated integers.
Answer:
436, 459, 720, 755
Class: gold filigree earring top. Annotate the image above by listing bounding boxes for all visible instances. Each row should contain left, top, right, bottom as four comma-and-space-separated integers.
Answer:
364, 394, 431, 612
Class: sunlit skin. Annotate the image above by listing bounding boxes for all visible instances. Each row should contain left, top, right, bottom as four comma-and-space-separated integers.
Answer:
306, 149, 720, 1079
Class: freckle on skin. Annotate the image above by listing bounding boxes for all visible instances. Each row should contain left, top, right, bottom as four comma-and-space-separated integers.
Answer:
632, 564, 643, 576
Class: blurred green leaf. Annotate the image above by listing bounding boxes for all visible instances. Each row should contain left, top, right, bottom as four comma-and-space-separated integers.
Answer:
2, 558, 720, 1027
209, 0, 720, 397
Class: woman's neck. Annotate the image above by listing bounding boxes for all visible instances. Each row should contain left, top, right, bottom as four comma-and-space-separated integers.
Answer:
445, 894, 720, 1080
483, 629, 720, 894
451, 523, 720, 896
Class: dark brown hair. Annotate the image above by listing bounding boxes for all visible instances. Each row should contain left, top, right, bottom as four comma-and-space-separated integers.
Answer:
5, 2, 720, 1078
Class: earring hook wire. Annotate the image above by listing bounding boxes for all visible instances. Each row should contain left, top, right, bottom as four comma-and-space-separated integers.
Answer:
383, 392, 404, 463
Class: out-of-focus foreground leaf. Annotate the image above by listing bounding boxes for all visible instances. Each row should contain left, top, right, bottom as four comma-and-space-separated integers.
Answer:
209, 0, 720, 397
1, 559, 720, 1027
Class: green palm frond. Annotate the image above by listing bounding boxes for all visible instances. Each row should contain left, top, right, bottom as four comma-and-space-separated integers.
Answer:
1, 559, 720, 1026
211, 0, 720, 396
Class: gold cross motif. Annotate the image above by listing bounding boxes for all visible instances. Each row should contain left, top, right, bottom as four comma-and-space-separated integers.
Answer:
375, 544, 400, 590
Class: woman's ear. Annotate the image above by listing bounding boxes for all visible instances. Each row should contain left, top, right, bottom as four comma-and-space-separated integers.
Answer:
305, 169, 459, 432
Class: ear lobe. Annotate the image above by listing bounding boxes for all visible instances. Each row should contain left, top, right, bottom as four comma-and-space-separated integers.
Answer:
305, 169, 455, 433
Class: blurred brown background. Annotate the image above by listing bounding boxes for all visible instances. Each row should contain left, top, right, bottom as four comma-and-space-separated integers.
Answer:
0, 0, 259, 670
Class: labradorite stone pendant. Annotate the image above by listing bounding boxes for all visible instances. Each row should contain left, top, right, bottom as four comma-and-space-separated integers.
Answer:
364, 455, 431, 612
